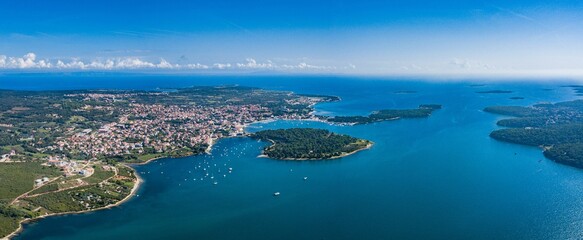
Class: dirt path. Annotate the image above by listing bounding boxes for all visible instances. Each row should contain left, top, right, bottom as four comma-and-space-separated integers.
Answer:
9, 176, 61, 205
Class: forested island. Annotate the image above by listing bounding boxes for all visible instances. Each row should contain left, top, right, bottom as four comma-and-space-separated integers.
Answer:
394, 90, 417, 94
564, 85, 583, 96
323, 104, 441, 125
509, 97, 525, 100
485, 99, 583, 169
476, 90, 513, 94
252, 128, 372, 160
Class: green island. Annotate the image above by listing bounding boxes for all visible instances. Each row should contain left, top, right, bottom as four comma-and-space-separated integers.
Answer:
322, 104, 442, 125
252, 128, 372, 160
393, 90, 418, 94
476, 90, 514, 94
485, 99, 583, 168
564, 85, 583, 96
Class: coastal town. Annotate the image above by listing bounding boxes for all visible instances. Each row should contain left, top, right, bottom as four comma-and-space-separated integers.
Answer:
53, 91, 329, 160
0, 86, 337, 238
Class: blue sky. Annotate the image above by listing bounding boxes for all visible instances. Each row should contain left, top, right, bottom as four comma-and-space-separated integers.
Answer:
1, 0, 583, 77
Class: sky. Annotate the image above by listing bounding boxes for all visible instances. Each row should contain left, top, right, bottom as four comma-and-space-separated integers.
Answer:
1, 0, 583, 77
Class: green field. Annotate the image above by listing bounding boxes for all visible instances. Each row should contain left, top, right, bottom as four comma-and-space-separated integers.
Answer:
0, 162, 60, 202
84, 166, 115, 184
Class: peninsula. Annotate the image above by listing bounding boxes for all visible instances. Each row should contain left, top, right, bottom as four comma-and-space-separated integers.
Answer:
252, 128, 372, 160
322, 104, 442, 125
485, 99, 583, 169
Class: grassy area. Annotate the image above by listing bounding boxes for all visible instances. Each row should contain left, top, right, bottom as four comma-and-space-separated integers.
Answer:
0, 162, 61, 202
116, 165, 135, 179
28, 182, 59, 196
67, 115, 87, 123
25, 188, 85, 212
58, 178, 83, 189
137, 153, 163, 162
84, 166, 115, 184
1, 145, 24, 153
24, 177, 135, 214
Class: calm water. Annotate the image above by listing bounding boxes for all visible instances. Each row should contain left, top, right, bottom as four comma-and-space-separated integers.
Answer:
4, 74, 583, 239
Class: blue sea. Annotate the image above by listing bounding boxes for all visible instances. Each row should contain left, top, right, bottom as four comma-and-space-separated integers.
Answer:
4, 74, 583, 240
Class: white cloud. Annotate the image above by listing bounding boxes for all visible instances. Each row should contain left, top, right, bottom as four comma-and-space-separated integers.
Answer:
0, 52, 52, 69
281, 62, 336, 70
213, 63, 232, 69
400, 64, 425, 71
236, 58, 274, 69
449, 58, 494, 70
0, 52, 339, 72
156, 59, 175, 69
185, 63, 209, 69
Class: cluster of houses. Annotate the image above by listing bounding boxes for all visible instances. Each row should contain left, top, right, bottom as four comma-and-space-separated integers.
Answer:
45, 155, 93, 177
44, 92, 327, 160
34, 177, 50, 186
55, 103, 273, 157
0, 150, 17, 162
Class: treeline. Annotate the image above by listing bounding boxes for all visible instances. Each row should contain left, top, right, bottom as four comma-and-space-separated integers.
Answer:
490, 124, 583, 146
483, 106, 538, 117
544, 143, 583, 168
0, 204, 35, 218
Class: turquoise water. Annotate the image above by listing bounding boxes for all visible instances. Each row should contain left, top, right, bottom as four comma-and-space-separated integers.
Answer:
6, 75, 583, 239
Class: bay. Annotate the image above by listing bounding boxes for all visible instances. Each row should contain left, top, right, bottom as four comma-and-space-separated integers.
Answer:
3, 74, 582, 240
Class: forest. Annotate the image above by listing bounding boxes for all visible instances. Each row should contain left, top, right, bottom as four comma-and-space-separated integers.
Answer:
486, 99, 583, 169
252, 128, 371, 160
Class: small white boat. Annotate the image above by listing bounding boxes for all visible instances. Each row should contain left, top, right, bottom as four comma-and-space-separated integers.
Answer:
303, 177, 308, 180
213, 181, 218, 185
273, 192, 280, 196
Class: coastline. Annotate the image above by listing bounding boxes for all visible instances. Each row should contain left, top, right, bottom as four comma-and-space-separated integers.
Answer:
5, 167, 143, 240
258, 142, 374, 161
3, 114, 342, 239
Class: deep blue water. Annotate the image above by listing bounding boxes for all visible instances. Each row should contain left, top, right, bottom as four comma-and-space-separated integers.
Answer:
4, 74, 583, 239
